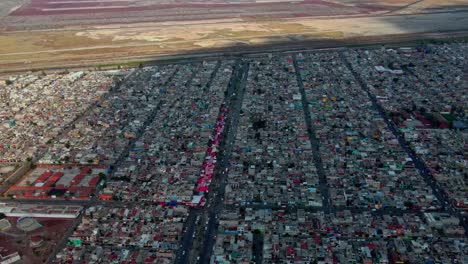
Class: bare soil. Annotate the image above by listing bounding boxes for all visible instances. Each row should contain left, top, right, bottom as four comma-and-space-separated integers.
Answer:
0, 0, 467, 72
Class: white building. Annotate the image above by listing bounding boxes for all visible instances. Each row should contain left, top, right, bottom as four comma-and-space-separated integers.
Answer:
0, 203, 81, 219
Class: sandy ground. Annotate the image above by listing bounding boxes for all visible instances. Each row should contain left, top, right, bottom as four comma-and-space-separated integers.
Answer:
0, 166, 16, 174
392, 0, 468, 14
0, 0, 467, 72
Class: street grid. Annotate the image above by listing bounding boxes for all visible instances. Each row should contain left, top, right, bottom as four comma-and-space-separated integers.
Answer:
0, 43, 466, 263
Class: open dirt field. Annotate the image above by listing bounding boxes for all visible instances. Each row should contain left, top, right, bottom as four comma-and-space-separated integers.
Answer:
3, 0, 407, 30
0, 217, 74, 264
3, 0, 467, 31
0, 0, 467, 72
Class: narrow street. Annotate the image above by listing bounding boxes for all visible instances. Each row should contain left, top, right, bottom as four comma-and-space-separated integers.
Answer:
339, 51, 468, 234
292, 55, 332, 213
174, 61, 224, 264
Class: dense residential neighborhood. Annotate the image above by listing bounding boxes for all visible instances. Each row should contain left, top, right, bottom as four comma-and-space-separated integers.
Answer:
0, 43, 467, 263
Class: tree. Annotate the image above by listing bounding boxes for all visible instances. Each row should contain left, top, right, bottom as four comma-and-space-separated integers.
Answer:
0, 213, 6, 219
138, 63, 144, 69
98, 173, 106, 181
5, 80, 13, 85
404, 201, 414, 208
239, 207, 246, 216
254, 194, 262, 203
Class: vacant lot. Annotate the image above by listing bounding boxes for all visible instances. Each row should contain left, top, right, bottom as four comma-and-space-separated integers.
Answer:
0, 217, 74, 264
3, 0, 449, 31
0, 0, 467, 72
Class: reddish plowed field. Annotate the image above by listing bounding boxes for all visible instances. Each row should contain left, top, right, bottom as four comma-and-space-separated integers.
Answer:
3, 0, 398, 30
11, 0, 358, 17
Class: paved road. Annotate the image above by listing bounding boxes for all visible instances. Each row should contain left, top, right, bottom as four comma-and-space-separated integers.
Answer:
400, 63, 468, 231
107, 67, 179, 179
196, 60, 250, 264
339, 51, 467, 235
175, 208, 202, 264
292, 55, 332, 213
4, 49, 467, 264
174, 61, 222, 264
252, 231, 264, 264
97, 66, 182, 199
46, 213, 83, 264
45, 68, 184, 264
0, 162, 30, 196
36, 69, 137, 164
0, 71, 136, 198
